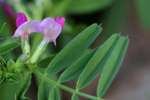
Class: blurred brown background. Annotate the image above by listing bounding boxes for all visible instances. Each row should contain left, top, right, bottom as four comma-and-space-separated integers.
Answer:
101, 1, 150, 100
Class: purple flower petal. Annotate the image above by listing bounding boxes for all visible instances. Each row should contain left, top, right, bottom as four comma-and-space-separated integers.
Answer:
40, 18, 55, 28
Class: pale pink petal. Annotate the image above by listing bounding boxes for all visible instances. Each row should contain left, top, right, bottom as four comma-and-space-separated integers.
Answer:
40, 18, 62, 43
40, 18, 55, 29
13, 20, 41, 39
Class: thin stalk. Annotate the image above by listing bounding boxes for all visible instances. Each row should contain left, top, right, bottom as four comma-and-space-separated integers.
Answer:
34, 70, 103, 100
30, 40, 48, 63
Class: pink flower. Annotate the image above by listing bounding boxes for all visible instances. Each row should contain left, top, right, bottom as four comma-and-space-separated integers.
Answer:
13, 12, 65, 45
30, 17, 65, 63
40, 17, 65, 45
16, 12, 28, 27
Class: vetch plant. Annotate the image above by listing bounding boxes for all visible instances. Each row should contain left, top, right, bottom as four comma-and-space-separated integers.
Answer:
0, 12, 129, 100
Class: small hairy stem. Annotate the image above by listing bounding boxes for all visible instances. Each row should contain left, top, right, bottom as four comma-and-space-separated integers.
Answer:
34, 70, 103, 100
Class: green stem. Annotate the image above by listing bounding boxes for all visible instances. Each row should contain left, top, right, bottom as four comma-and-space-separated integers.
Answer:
34, 70, 103, 100
21, 39, 30, 58
30, 40, 47, 63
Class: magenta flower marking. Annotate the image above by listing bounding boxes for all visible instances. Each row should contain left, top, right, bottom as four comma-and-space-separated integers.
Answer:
16, 12, 28, 27
55, 17, 65, 28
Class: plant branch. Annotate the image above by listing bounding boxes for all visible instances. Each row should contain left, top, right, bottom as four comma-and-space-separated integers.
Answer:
34, 69, 103, 100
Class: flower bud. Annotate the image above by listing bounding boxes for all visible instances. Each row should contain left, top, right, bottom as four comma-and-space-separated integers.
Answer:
16, 12, 28, 27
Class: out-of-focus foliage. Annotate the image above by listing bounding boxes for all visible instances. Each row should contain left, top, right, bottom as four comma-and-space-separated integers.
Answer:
68, 0, 114, 14
101, 0, 128, 41
135, 0, 150, 29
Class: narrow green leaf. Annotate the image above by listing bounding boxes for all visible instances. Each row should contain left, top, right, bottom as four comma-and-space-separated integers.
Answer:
16, 73, 31, 100
48, 88, 61, 100
36, 70, 57, 100
76, 34, 119, 89
0, 39, 19, 55
38, 81, 52, 100
47, 24, 102, 73
97, 36, 129, 97
58, 49, 94, 82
